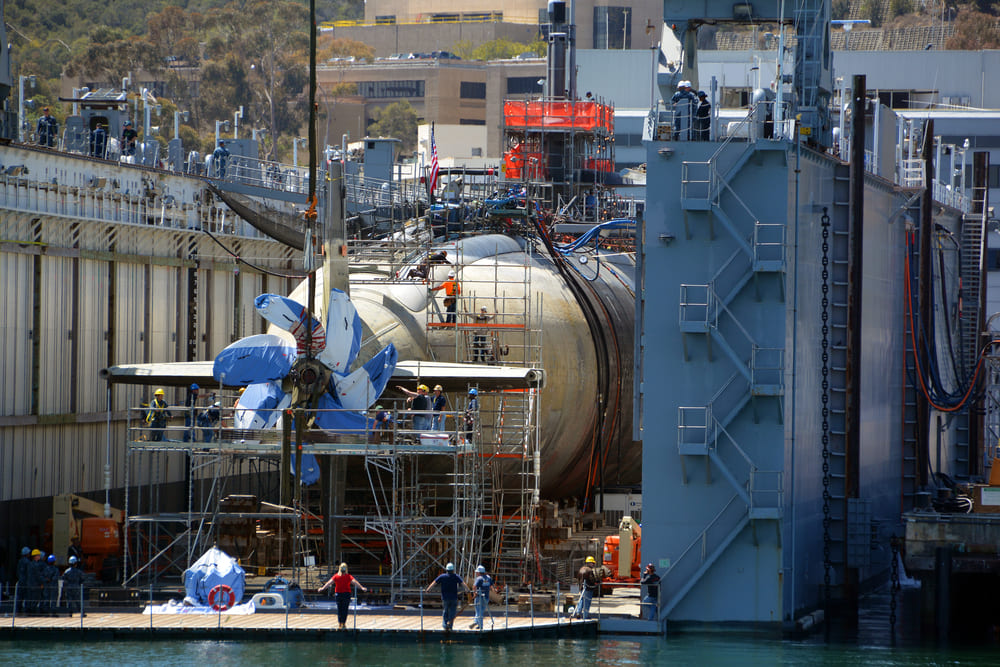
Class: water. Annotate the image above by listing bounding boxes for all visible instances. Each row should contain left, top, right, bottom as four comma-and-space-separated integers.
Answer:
2, 634, 1000, 665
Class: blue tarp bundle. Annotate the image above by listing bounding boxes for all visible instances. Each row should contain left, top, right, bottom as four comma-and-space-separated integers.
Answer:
182, 546, 246, 606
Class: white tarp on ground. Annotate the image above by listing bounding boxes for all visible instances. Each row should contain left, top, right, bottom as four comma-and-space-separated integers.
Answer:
182, 546, 246, 606
142, 599, 256, 615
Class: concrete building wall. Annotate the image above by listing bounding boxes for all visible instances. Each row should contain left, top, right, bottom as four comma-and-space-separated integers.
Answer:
359, 0, 662, 51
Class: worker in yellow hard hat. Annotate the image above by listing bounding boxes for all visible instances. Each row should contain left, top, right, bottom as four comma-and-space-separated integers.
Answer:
146, 388, 171, 441
396, 383, 432, 431
575, 555, 600, 620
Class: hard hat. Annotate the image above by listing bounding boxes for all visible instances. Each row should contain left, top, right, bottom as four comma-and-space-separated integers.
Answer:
433, 384, 443, 392
21, 546, 30, 556
447, 270, 456, 278
47, 554, 56, 563
646, 563, 655, 570
238, 387, 246, 394
446, 562, 455, 571
154, 388, 165, 395
698, 91, 707, 98
124, 120, 131, 126
375, 405, 383, 410
476, 565, 486, 573
468, 388, 477, 396
213, 401, 221, 407
480, 306, 487, 312
676, 81, 686, 89
190, 383, 199, 391
31, 549, 41, 557
69, 556, 79, 564
585, 556, 596, 564
417, 384, 429, 392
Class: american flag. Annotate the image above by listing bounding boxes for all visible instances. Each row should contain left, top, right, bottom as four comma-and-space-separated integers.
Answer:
428, 124, 439, 195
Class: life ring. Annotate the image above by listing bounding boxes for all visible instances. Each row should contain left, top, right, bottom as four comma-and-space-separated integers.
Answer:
208, 584, 236, 611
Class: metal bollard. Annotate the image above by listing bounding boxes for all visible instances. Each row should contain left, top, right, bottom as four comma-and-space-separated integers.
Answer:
556, 582, 560, 626
353, 591, 358, 631
11, 582, 17, 628
529, 582, 534, 629
505, 586, 509, 628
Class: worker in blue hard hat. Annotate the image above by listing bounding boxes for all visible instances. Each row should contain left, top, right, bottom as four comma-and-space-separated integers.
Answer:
184, 383, 200, 442
62, 555, 86, 614
464, 388, 479, 442
41, 554, 60, 614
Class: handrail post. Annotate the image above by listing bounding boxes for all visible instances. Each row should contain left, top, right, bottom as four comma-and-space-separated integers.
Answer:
11, 582, 17, 628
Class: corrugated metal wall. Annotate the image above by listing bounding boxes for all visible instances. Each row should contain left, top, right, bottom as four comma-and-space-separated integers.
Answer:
0, 210, 297, 502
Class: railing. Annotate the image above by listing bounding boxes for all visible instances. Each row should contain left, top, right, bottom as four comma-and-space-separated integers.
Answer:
678, 284, 715, 332
752, 222, 786, 272
225, 155, 309, 194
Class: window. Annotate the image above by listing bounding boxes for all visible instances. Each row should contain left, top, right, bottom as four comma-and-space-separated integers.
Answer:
460, 119, 486, 125
460, 82, 486, 99
507, 77, 544, 95
593, 6, 631, 50
431, 13, 460, 22
357, 80, 425, 99
375, 15, 396, 25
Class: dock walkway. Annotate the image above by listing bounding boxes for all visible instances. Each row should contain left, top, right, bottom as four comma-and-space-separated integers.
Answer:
2, 609, 597, 642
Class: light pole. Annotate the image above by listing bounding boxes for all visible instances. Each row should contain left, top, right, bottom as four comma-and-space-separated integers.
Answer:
234, 106, 243, 139
18, 75, 36, 143
292, 137, 307, 168
174, 110, 190, 140
215, 119, 231, 147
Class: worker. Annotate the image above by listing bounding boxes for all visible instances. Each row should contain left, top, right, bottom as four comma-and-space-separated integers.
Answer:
62, 555, 86, 614
16, 546, 31, 612
464, 388, 479, 443
146, 388, 170, 441
472, 307, 494, 363
41, 553, 60, 614
396, 384, 432, 432
317, 562, 368, 630
431, 384, 448, 431
26, 549, 44, 613
670, 80, 698, 140
471, 564, 492, 630
68, 536, 84, 563
425, 562, 469, 631
640, 562, 661, 621
212, 139, 230, 179
431, 270, 461, 323
36, 107, 58, 147
198, 400, 221, 442
575, 555, 599, 620
183, 383, 200, 442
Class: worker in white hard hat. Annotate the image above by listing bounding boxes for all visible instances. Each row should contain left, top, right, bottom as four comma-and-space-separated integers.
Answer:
62, 554, 86, 614
426, 562, 469, 631
431, 269, 461, 323
146, 388, 171, 441
471, 564, 493, 630
575, 555, 600, 620
431, 384, 448, 431
670, 79, 698, 140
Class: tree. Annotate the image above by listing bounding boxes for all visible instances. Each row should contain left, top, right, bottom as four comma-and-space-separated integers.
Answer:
318, 36, 375, 63
367, 101, 418, 152
452, 38, 546, 61
946, 9, 1000, 49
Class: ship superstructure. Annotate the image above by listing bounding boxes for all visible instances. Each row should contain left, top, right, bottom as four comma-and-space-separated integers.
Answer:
639, 0, 989, 631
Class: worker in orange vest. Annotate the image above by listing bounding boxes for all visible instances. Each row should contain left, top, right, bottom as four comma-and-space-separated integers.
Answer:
431, 270, 461, 323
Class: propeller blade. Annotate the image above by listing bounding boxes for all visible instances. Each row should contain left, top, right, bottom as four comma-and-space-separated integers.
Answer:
317, 288, 362, 372
330, 344, 398, 411
234, 381, 290, 430
255, 293, 326, 357
213, 334, 296, 385
314, 391, 373, 435
291, 447, 321, 486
